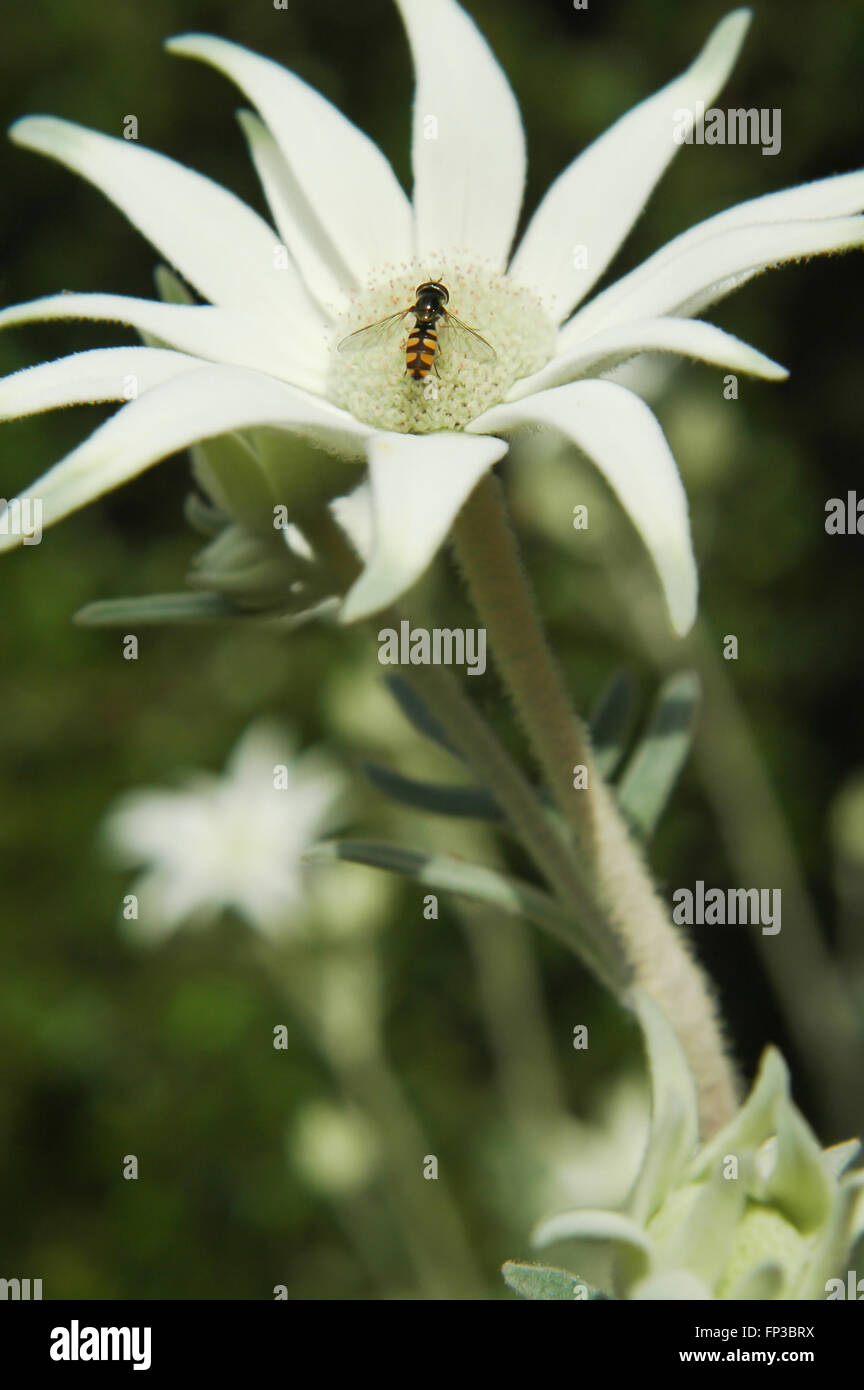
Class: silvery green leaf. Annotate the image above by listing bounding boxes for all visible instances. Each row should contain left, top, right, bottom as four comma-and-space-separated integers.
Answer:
253, 426, 359, 517
589, 669, 636, 779
616, 671, 700, 838
190, 430, 279, 535
502, 1261, 606, 1300
304, 840, 582, 947
184, 489, 228, 537
385, 675, 461, 759
363, 763, 504, 822
74, 592, 238, 625
188, 522, 323, 610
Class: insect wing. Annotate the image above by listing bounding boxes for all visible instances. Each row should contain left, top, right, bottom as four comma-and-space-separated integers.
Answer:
438, 311, 497, 366
337, 310, 411, 357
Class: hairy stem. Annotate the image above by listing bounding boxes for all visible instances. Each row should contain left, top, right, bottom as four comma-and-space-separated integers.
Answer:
299, 495, 738, 1134
452, 473, 597, 851
296, 507, 630, 995
450, 473, 739, 1135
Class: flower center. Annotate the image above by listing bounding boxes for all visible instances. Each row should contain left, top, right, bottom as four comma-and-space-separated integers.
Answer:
328, 259, 555, 434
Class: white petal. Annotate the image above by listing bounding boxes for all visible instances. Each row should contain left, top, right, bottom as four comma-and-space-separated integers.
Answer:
0, 347, 203, 419
510, 9, 751, 320
330, 484, 374, 562
340, 431, 508, 622
166, 34, 412, 287
566, 214, 864, 343
236, 110, 348, 315
225, 719, 299, 787
0, 294, 328, 394
395, 0, 525, 267
0, 365, 369, 553
532, 1208, 653, 1286
105, 786, 216, 863
10, 116, 319, 329
473, 381, 697, 636
510, 316, 787, 399
587, 167, 864, 316
120, 870, 203, 943
627, 993, 700, 1224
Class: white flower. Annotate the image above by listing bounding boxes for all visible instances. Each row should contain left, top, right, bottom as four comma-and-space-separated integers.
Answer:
103, 721, 345, 942
1, 2, 862, 634
290, 1100, 380, 1196
513, 997, 864, 1300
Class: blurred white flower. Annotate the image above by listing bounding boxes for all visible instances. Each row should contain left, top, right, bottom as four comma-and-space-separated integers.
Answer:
104, 721, 345, 943
1, 4, 862, 633
290, 1100, 380, 1196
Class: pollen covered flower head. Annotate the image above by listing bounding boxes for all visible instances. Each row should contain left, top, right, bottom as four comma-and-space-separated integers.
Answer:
330, 261, 554, 435
1, 1, 863, 634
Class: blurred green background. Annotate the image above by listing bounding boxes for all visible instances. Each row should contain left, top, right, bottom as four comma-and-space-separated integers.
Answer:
1, 0, 863, 1299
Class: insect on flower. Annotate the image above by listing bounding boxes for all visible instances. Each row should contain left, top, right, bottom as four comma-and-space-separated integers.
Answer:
337, 279, 497, 381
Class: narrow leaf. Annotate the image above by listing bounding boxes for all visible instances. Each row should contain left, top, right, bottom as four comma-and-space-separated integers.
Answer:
305, 840, 579, 945
74, 592, 238, 626
184, 489, 229, 537
502, 1261, 606, 1300
363, 762, 504, 821
384, 674, 460, 758
616, 671, 700, 837
589, 669, 636, 778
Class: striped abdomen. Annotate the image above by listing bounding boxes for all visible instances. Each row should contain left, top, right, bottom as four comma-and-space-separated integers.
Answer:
405, 324, 438, 380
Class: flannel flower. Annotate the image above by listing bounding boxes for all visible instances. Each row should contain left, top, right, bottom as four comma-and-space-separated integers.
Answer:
104, 721, 345, 943
505, 997, 864, 1301
1, 1, 863, 632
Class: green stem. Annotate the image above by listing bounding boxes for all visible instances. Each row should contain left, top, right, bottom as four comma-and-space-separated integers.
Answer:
298, 498, 738, 1135
451, 473, 597, 851
396, 666, 630, 993
456, 902, 568, 1136
274, 943, 485, 1299
450, 473, 740, 1136
296, 508, 630, 994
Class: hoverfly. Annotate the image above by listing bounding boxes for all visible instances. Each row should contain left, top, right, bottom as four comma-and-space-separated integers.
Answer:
337, 280, 497, 381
